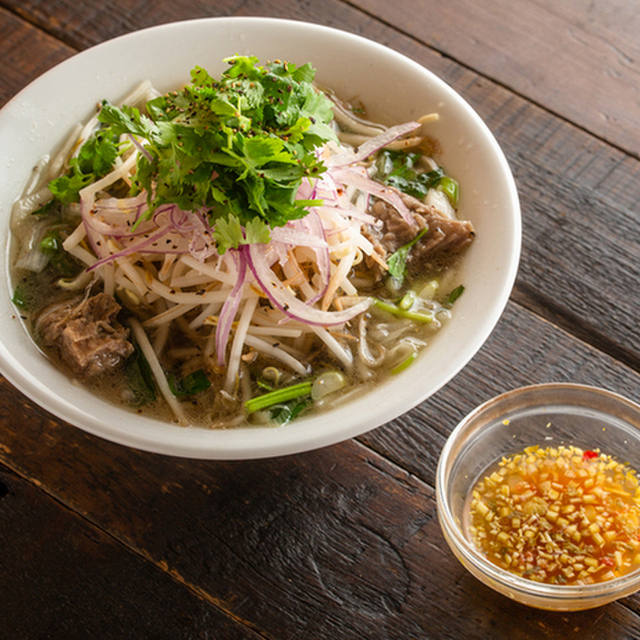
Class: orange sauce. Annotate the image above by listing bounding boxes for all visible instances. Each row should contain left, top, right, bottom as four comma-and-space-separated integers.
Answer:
467, 445, 640, 585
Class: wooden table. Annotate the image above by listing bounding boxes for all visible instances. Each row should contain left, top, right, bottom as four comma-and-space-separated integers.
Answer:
1, 2, 639, 638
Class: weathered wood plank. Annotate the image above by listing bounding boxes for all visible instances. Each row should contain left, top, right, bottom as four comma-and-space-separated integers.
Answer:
0, 6, 72, 105
348, 0, 640, 158
1, 3, 640, 638
0, 466, 264, 639
1, 303, 640, 638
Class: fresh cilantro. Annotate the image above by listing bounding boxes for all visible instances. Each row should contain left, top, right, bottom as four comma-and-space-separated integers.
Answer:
387, 228, 428, 287
96, 56, 338, 252
48, 126, 121, 204
377, 150, 445, 200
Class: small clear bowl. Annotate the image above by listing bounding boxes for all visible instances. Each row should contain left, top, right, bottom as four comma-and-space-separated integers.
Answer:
436, 383, 640, 610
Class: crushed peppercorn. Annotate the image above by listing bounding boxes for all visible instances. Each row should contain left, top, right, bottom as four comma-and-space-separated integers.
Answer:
466, 445, 640, 585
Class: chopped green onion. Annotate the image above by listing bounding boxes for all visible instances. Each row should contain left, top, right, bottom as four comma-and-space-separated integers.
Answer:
372, 298, 433, 323
39, 229, 82, 277
438, 176, 459, 206
311, 371, 346, 400
268, 398, 312, 426
256, 380, 275, 392
446, 284, 465, 305
245, 381, 313, 414
12, 286, 28, 310
399, 290, 418, 310
418, 279, 439, 301
126, 345, 156, 406
391, 351, 417, 375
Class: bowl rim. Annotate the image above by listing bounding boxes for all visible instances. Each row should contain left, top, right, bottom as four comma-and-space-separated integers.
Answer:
436, 382, 640, 601
0, 16, 521, 459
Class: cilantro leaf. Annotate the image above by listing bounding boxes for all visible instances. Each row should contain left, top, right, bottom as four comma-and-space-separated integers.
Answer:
377, 150, 445, 200
245, 217, 271, 245
48, 126, 121, 204
387, 228, 428, 287
212, 215, 244, 254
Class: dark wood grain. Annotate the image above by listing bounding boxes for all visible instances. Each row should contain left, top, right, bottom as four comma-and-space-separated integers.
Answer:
8, 0, 640, 159
348, 0, 640, 158
0, 6, 72, 105
2, 302, 640, 639
0, 467, 263, 639
1, 1, 640, 638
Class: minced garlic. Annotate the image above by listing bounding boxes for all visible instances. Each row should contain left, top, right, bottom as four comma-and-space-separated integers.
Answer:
467, 445, 640, 585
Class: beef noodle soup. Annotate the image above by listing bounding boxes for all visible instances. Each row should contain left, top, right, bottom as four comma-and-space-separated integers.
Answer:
9, 56, 474, 428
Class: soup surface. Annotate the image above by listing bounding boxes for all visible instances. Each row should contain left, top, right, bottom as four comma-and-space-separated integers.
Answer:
10, 56, 474, 428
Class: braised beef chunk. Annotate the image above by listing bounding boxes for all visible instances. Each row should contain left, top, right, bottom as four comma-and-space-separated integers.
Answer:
37, 293, 133, 377
366, 189, 475, 277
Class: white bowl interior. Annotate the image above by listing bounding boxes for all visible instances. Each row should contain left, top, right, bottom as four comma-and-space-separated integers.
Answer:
0, 18, 521, 458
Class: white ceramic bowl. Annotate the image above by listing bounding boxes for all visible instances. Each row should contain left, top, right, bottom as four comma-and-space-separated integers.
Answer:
0, 18, 520, 459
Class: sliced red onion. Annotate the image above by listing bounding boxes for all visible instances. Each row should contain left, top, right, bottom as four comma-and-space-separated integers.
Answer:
216, 248, 247, 366
300, 210, 330, 304
313, 204, 378, 226
328, 121, 421, 167
269, 224, 328, 248
247, 242, 371, 327
84, 192, 153, 237
330, 167, 416, 227
88, 223, 177, 270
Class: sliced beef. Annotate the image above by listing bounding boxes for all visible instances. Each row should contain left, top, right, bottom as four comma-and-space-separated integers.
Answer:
366, 189, 475, 277
37, 293, 134, 377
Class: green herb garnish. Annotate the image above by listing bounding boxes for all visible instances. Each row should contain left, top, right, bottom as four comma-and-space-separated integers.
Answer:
267, 397, 313, 425
12, 285, 28, 310
438, 176, 460, 206
39, 229, 83, 277
377, 149, 444, 200
446, 284, 465, 305
169, 369, 212, 397
96, 56, 338, 254
48, 127, 121, 204
244, 380, 313, 414
371, 298, 433, 323
386, 228, 428, 287
125, 344, 157, 405
390, 351, 417, 375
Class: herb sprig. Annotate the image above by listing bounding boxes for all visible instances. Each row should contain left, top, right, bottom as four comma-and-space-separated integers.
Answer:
95, 56, 337, 253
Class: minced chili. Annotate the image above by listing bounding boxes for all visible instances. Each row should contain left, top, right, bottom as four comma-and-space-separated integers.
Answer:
467, 445, 640, 585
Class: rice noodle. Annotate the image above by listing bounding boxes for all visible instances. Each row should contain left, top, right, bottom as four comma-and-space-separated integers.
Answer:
129, 318, 188, 425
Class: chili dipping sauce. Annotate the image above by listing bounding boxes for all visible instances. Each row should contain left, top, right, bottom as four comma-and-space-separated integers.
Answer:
466, 445, 640, 585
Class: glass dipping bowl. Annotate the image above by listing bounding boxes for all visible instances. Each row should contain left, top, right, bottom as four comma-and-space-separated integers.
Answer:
436, 383, 640, 610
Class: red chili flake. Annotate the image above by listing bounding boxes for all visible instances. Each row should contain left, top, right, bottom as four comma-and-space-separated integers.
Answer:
583, 450, 599, 460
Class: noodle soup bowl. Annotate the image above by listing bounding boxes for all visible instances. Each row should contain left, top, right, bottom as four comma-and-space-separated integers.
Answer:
0, 18, 520, 459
